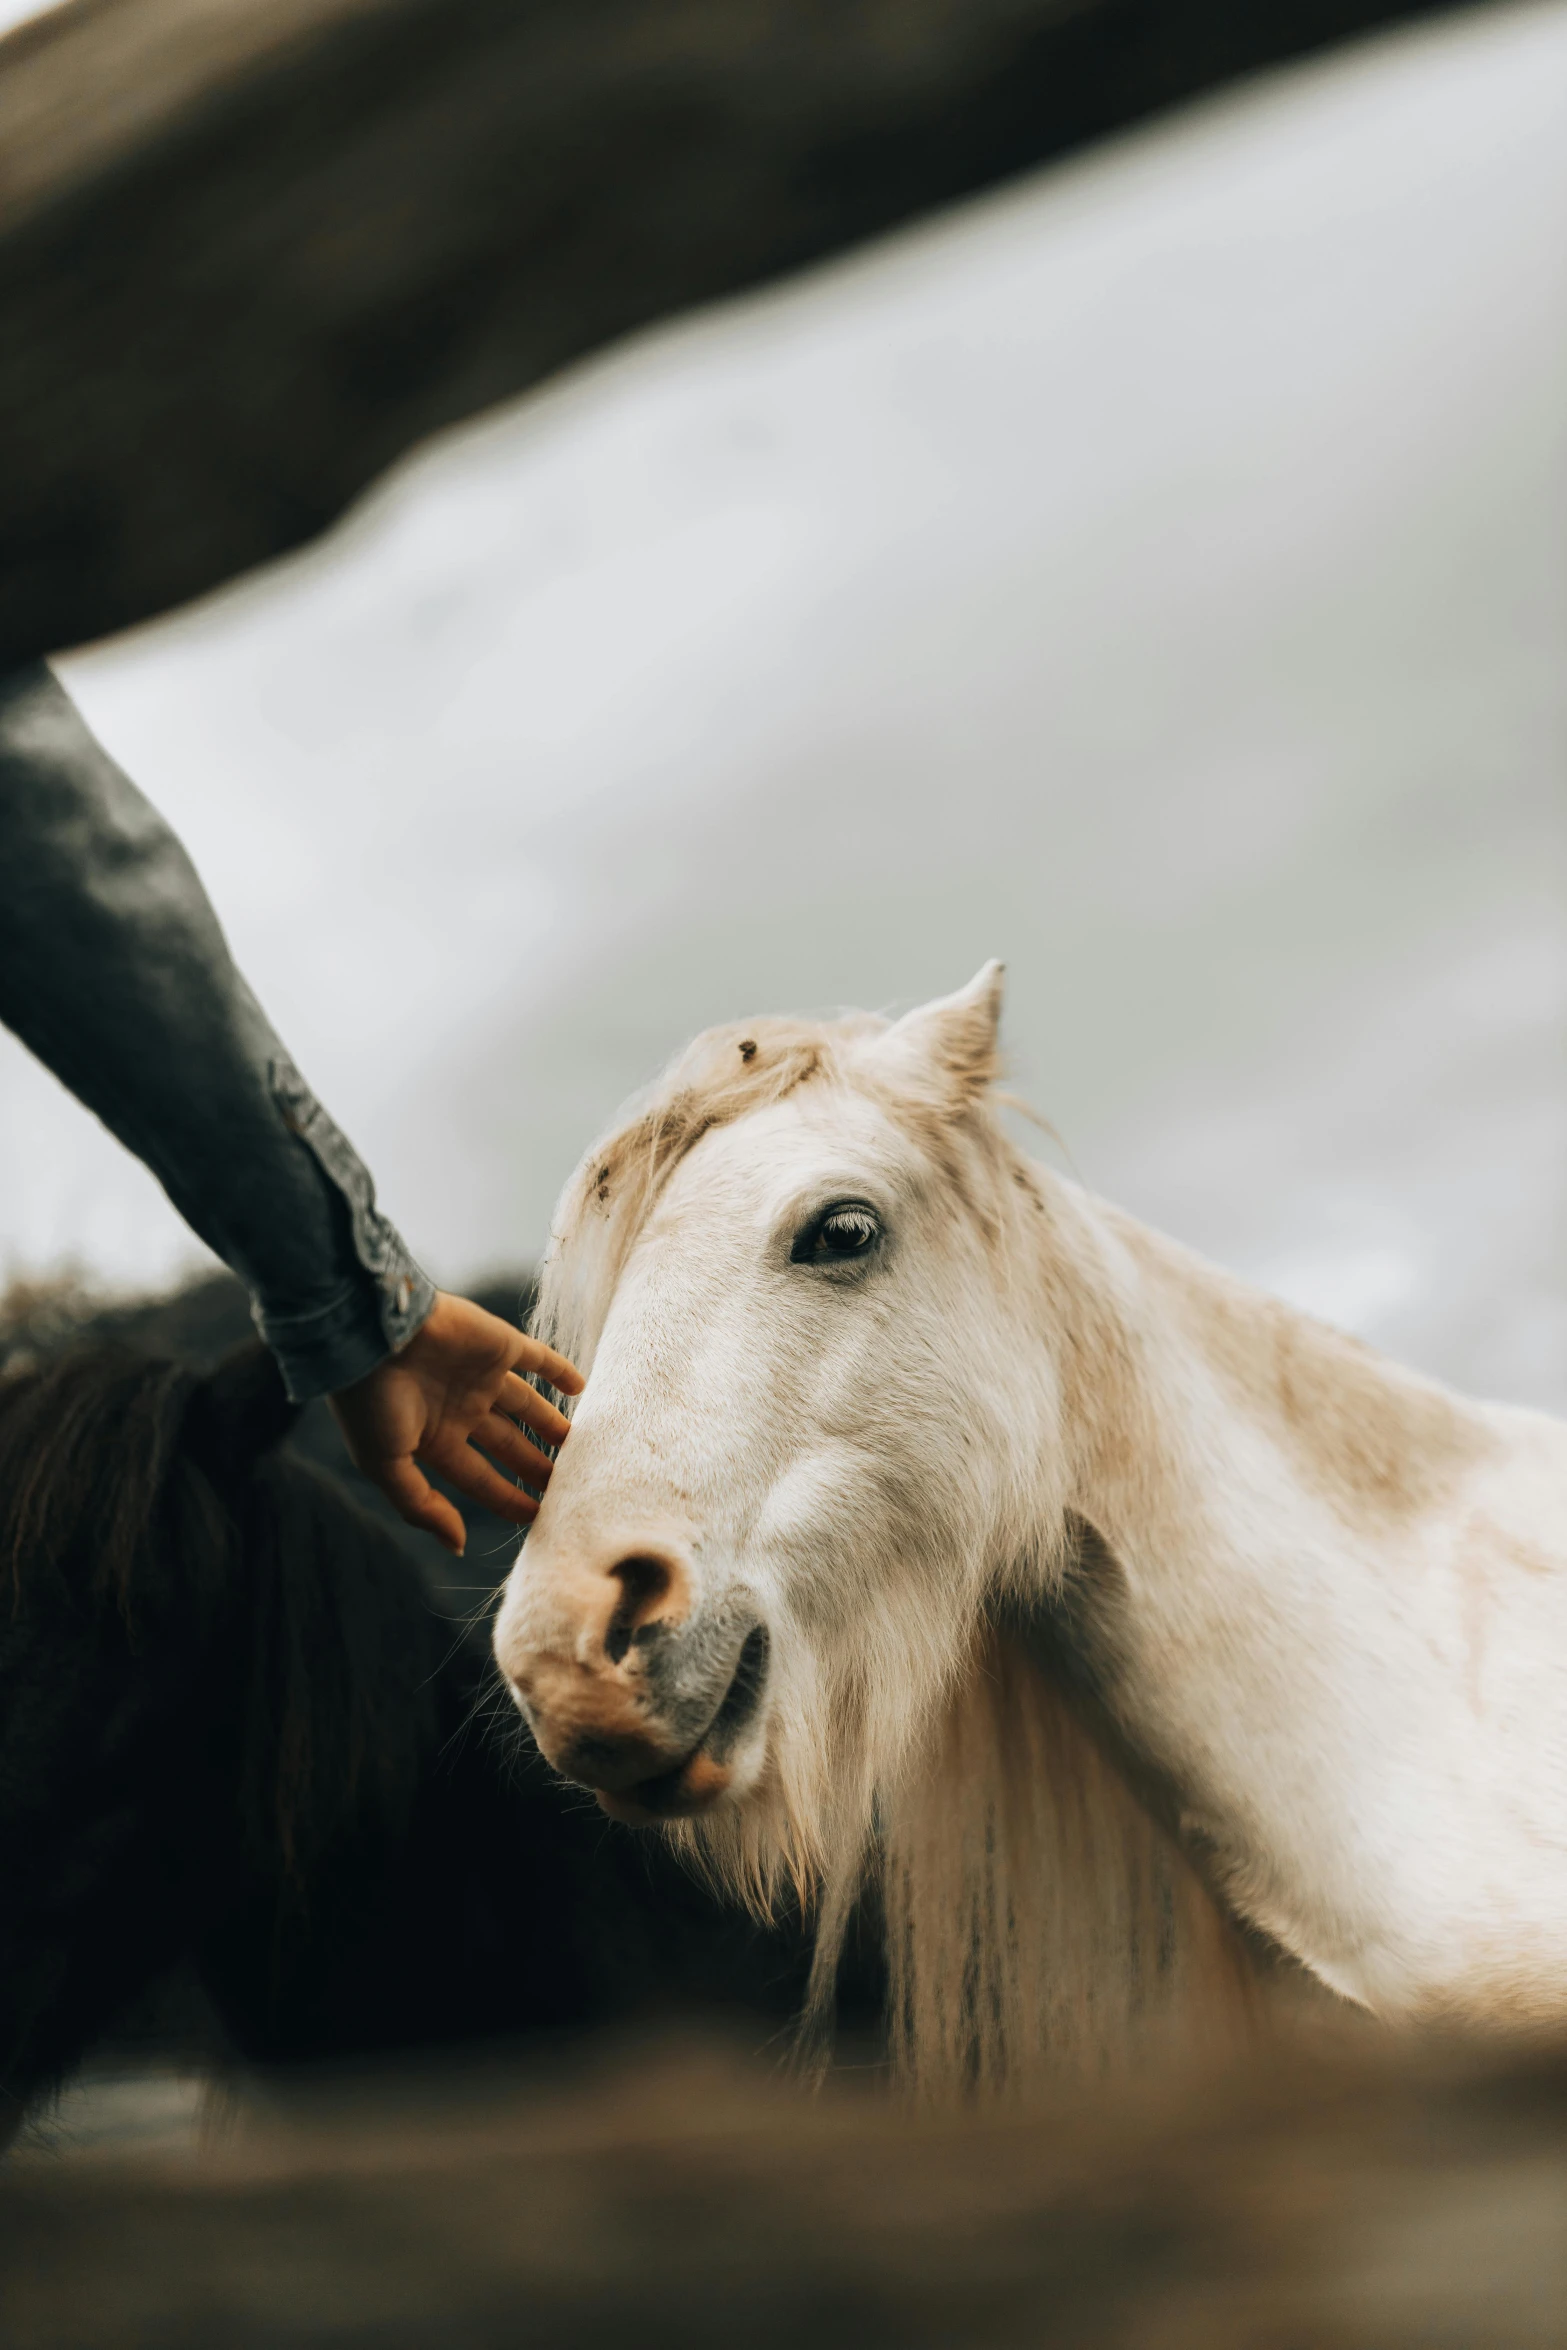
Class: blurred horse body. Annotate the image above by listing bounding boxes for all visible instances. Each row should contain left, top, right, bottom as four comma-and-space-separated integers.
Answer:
496, 966, 1567, 2091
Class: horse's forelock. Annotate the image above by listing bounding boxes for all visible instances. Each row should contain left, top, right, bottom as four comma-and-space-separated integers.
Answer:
536, 1014, 870, 1370
535, 1005, 1023, 1373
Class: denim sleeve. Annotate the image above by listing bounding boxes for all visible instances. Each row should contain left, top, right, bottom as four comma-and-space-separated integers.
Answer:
0, 663, 435, 1401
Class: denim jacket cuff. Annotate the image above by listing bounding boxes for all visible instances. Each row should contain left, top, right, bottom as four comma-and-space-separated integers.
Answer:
252, 1282, 401, 1404
261, 1055, 437, 1400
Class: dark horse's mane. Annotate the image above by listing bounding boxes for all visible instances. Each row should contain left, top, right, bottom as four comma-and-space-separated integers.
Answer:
0, 1329, 822, 2137
0, 1342, 428, 1888
0, 1338, 463, 2130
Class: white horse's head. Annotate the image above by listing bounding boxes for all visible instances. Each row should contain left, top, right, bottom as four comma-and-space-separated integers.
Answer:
493, 964, 1077, 1913
495, 970, 1264, 2082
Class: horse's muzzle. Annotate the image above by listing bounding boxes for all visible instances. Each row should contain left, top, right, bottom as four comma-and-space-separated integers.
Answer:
494, 1544, 769, 1822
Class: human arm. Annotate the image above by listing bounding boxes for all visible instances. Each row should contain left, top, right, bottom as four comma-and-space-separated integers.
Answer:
0, 661, 575, 1542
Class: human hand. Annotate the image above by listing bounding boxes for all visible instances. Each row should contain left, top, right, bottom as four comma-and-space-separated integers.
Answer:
329, 1290, 583, 1554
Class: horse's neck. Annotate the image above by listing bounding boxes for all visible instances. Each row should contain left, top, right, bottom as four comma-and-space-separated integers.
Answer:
1050, 1188, 1492, 1568
1022, 1179, 1518, 2004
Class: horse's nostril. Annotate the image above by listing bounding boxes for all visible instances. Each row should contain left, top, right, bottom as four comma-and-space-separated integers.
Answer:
604, 1553, 678, 1665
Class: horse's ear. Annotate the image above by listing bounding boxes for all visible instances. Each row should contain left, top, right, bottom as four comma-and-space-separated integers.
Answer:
183, 1340, 301, 1486
874, 961, 1005, 1107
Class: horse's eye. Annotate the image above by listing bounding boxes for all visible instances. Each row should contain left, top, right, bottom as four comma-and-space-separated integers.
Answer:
793, 1202, 883, 1264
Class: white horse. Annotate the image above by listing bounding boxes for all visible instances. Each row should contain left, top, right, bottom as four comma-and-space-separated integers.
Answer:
494, 965, 1567, 2088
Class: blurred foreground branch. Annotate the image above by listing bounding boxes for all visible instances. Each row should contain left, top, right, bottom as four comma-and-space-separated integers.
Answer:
2, 0, 1459, 665
6, 2033, 1567, 2346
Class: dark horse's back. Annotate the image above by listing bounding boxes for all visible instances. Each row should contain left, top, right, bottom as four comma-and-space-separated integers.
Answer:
0, 1303, 829, 2131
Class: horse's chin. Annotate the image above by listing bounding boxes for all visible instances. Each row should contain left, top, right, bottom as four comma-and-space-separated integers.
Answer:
594, 1744, 734, 1825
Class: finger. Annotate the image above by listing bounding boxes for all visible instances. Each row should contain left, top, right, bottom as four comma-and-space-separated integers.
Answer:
508, 1335, 585, 1396
473, 1410, 558, 1492
423, 1432, 541, 1527
496, 1372, 573, 1448
373, 1453, 469, 1556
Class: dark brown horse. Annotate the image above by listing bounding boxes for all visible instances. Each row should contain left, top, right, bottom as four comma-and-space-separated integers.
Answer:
0, 1321, 855, 2139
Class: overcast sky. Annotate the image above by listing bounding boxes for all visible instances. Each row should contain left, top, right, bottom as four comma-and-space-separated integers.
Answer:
3, 1, 1564, 1410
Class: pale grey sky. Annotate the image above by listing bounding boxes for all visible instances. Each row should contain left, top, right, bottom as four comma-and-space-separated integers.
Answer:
0, 0, 53, 35
4, 2, 1565, 1410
